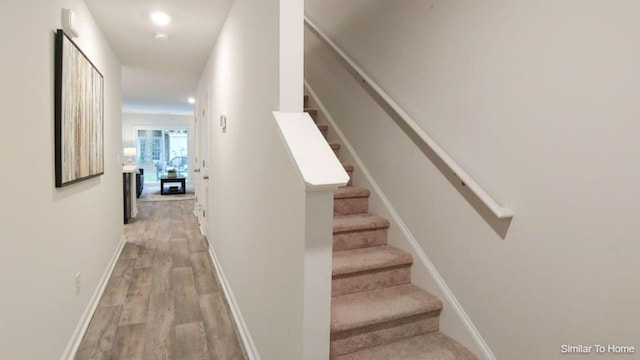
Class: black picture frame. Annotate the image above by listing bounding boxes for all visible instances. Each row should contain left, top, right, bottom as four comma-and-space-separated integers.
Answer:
55, 29, 104, 187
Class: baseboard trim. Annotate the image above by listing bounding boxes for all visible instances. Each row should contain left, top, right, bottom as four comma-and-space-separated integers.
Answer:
207, 246, 260, 360
305, 81, 497, 360
60, 235, 127, 360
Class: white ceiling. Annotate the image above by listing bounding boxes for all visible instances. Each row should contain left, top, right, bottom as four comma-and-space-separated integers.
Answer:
85, 0, 234, 115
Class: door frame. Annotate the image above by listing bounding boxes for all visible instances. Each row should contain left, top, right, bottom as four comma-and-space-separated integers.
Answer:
195, 87, 211, 237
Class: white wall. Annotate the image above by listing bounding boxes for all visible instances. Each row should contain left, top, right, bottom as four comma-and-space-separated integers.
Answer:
197, 0, 306, 358
122, 113, 194, 149
0, 1, 122, 359
305, 1, 640, 359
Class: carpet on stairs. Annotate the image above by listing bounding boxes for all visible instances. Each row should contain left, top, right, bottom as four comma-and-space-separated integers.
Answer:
303, 98, 478, 359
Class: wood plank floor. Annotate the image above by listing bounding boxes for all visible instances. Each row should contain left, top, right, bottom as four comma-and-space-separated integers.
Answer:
76, 200, 246, 360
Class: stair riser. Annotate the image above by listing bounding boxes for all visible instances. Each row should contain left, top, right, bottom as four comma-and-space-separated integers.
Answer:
330, 312, 440, 358
320, 127, 328, 139
332, 332, 479, 360
333, 147, 340, 158
334, 197, 368, 215
345, 168, 353, 186
305, 110, 318, 122
304, 95, 309, 108
332, 266, 411, 297
333, 229, 388, 251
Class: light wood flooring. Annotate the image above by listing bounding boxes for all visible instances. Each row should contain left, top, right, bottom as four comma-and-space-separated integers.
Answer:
75, 200, 246, 360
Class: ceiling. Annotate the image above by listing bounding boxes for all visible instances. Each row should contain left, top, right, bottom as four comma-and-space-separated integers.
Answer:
85, 0, 234, 115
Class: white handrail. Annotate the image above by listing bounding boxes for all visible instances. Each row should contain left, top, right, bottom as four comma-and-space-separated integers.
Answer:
304, 17, 513, 219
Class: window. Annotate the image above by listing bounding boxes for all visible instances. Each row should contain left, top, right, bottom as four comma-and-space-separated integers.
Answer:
152, 138, 161, 160
136, 128, 189, 182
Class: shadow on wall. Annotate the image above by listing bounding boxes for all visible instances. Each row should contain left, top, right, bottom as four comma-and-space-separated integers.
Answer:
305, 7, 512, 238
362, 79, 513, 238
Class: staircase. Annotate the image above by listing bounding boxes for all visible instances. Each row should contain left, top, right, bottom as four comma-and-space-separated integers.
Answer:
304, 95, 478, 360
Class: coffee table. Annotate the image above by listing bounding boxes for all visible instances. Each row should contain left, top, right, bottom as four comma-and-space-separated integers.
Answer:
160, 175, 186, 195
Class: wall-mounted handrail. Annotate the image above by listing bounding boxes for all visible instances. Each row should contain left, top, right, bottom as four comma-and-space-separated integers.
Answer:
304, 17, 514, 219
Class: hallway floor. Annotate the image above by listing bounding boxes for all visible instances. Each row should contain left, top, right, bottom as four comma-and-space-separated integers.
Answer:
75, 200, 246, 360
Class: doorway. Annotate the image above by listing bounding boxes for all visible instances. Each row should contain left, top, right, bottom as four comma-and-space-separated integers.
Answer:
136, 128, 191, 184
195, 88, 210, 236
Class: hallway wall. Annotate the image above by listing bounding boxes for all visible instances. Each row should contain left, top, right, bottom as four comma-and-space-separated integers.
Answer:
197, 0, 306, 358
0, 1, 123, 358
305, 1, 640, 359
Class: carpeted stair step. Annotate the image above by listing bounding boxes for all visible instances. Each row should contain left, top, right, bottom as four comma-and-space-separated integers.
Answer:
333, 213, 390, 251
318, 124, 329, 139
302, 95, 473, 359
334, 186, 370, 215
331, 284, 443, 357
342, 163, 354, 186
334, 331, 478, 360
330, 142, 341, 158
332, 245, 412, 297
305, 108, 319, 122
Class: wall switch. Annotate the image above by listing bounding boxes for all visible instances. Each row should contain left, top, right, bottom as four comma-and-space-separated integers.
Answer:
75, 272, 81, 295
220, 115, 227, 132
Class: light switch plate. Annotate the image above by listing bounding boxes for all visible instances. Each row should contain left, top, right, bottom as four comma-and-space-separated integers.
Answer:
220, 115, 227, 132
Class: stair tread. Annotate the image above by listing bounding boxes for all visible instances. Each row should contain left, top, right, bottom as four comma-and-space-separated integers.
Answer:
333, 331, 478, 360
333, 213, 389, 233
318, 124, 329, 130
333, 245, 412, 276
331, 284, 442, 333
334, 186, 370, 199
342, 163, 354, 171
304, 107, 318, 113
330, 142, 341, 150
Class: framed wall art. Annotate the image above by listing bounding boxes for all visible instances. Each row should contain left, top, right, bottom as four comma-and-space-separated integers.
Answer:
55, 29, 104, 187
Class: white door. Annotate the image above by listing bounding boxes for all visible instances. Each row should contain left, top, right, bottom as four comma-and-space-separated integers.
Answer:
196, 89, 211, 236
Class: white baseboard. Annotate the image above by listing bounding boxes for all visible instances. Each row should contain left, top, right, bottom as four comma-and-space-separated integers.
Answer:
207, 246, 260, 360
305, 81, 497, 360
60, 235, 127, 360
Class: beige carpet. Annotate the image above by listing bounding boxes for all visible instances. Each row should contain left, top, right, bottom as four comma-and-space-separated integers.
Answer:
301, 96, 478, 358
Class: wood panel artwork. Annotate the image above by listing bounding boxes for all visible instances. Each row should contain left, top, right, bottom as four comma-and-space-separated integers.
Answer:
55, 29, 104, 187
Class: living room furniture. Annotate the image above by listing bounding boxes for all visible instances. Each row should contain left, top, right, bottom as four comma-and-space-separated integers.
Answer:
136, 168, 144, 198
123, 173, 131, 224
160, 175, 186, 195
123, 165, 138, 223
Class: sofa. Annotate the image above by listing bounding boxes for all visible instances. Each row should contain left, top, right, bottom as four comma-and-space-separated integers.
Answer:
136, 168, 144, 198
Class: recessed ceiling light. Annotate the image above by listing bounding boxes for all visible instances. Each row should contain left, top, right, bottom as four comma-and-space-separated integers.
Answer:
155, 33, 169, 40
151, 12, 171, 26
188, 97, 196, 104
